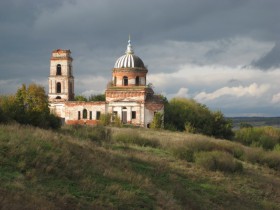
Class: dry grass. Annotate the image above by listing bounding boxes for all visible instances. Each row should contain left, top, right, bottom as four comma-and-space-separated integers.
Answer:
1, 124, 280, 209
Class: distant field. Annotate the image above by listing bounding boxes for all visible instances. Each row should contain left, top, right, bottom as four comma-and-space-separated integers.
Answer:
229, 117, 280, 129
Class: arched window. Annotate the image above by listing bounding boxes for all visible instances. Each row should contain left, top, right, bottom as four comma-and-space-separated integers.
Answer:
56, 82, 61, 93
56, 64, 61, 75
55, 96, 61, 99
83, 109, 87, 119
78, 111, 81, 120
114, 77, 117, 86
123, 76, 128, 86
136, 76, 140, 86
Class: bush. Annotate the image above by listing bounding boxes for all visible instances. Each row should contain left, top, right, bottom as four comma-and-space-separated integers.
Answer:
172, 146, 194, 162
195, 151, 243, 173
61, 125, 111, 143
150, 112, 163, 129
235, 127, 280, 150
99, 113, 112, 126
186, 139, 218, 152
243, 148, 264, 164
274, 144, 280, 152
114, 131, 159, 148
164, 98, 233, 139
260, 152, 280, 171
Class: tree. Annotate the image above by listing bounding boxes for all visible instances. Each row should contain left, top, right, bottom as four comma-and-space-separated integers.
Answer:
211, 111, 234, 139
75, 95, 87, 101
164, 97, 233, 139
0, 83, 61, 129
88, 94, 105, 101
150, 112, 163, 129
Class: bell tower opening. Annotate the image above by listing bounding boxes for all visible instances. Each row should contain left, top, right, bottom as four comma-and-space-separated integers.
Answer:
56, 82, 61, 93
56, 64, 62, 75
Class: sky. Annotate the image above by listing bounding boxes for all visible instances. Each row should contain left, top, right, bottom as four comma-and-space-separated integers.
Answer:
0, 0, 280, 117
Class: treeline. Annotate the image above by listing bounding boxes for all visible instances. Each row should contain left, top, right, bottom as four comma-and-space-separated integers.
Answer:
0, 84, 61, 129
161, 97, 234, 139
75, 94, 105, 102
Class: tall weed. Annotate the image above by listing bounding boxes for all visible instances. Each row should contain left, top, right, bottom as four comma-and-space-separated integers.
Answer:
235, 127, 280, 150
113, 131, 159, 148
195, 151, 243, 173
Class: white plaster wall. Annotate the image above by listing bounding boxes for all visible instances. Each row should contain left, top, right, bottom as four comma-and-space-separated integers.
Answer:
65, 103, 106, 121
129, 78, 135, 85
140, 77, 146, 86
108, 101, 143, 125
144, 107, 164, 128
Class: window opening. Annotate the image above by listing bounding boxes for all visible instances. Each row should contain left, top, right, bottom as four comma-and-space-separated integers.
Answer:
132, 111, 136, 119
123, 76, 128, 86
56, 64, 61, 75
56, 82, 61, 93
136, 76, 140, 86
96, 111, 101, 120
78, 111, 81, 120
114, 77, 117, 86
83, 109, 87, 119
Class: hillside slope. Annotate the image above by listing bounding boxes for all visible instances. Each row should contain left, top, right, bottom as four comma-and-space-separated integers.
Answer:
0, 124, 280, 209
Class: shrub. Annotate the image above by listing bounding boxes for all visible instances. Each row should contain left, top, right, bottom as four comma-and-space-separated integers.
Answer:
235, 127, 280, 150
186, 139, 217, 152
195, 151, 243, 173
172, 146, 194, 162
260, 152, 280, 171
243, 148, 264, 164
114, 131, 159, 148
274, 144, 280, 152
150, 112, 163, 129
61, 125, 111, 143
99, 113, 112, 126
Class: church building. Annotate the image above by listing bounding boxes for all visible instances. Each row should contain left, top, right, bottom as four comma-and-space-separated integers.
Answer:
48, 39, 164, 127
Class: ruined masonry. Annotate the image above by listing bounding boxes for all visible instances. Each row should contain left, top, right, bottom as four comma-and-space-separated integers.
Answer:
48, 39, 164, 127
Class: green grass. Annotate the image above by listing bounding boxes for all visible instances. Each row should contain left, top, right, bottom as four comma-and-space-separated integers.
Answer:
0, 124, 280, 209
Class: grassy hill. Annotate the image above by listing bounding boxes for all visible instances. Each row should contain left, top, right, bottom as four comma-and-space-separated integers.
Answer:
1, 124, 280, 210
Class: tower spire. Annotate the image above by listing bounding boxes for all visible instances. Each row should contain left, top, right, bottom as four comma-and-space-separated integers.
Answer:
126, 34, 134, 54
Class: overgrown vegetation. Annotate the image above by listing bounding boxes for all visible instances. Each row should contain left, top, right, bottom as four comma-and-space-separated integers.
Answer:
0, 84, 61, 129
75, 93, 105, 101
164, 98, 233, 139
234, 126, 280, 150
1, 124, 280, 209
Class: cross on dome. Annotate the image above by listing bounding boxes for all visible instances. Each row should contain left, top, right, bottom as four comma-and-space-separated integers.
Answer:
125, 35, 134, 54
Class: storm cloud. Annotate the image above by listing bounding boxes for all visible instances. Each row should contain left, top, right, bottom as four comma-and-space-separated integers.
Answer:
0, 0, 280, 116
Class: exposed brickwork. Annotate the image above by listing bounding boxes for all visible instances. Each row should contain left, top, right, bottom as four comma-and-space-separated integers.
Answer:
48, 47, 164, 128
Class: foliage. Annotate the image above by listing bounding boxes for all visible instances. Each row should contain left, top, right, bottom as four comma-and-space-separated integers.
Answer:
60, 124, 111, 143
195, 151, 243, 173
114, 131, 160, 148
88, 94, 105, 101
172, 146, 194, 162
240, 122, 253, 128
1, 124, 280, 209
74, 94, 105, 102
74, 95, 87, 101
234, 126, 280, 150
0, 83, 61, 129
164, 97, 233, 139
99, 113, 112, 126
150, 112, 163, 129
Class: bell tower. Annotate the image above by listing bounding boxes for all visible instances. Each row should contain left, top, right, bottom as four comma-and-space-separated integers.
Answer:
48, 49, 74, 102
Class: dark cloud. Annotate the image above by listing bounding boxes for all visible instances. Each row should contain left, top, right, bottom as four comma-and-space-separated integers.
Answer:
1, 0, 280, 116
252, 43, 280, 70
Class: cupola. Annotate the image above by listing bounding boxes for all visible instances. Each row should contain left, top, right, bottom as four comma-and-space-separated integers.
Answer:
112, 38, 148, 87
